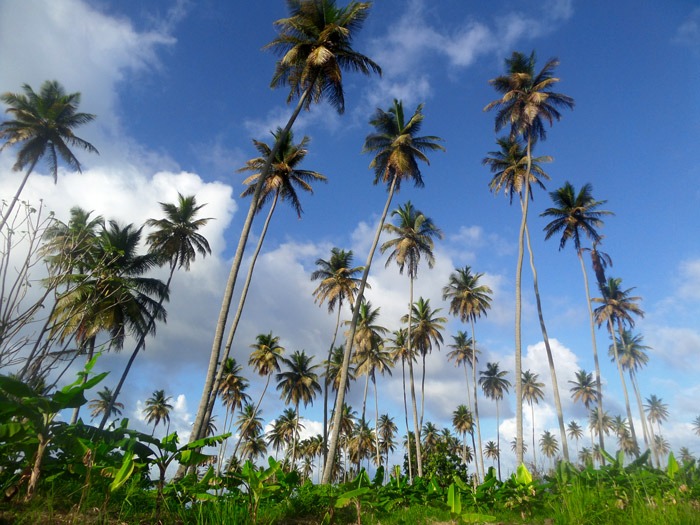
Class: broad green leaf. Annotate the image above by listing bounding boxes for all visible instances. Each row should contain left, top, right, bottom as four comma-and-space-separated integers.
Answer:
667, 451, 679, 480
447, 483, 462, 515
109, 451, 135, 492
515, 463, 532, 485
335, 487, 370, 507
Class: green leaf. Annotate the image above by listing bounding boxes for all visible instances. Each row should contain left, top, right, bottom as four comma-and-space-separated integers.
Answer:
461, 511, 497, 523
667, 451, 679, 480
335, 487, 370, 508
447, 483, 462, 515
515, 462, 532, 485
109, 451, 135, 492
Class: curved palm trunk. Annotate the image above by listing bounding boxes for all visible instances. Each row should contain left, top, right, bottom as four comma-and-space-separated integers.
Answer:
523, 224, 569, 461
322, 305, 343, 470
629, 370, 653, 463
470, 318, 485, 482
0, 160, 38, 233
201, 194, 279, 439
188, 88, 313, 451
408, 277, 423, 477
100, 267, 176, 430
322, 175, 398, 484
401, 358, 413, 481
577, 251, 606, 457
609, 318, 639, 456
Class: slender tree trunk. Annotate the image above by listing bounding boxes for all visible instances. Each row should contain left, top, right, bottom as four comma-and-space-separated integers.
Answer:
25, 434, 48, 502
322, 175, 398, 484
188, 89, 312, 451
373, 377, 381, 469
609, 319, 639, 456
408, 277, 423, 477
401, 358, 413, 482
322, 305, 343, 472
470, 318, 485, 482
232, 375, 271, 460
200, 194, 279, 439
0, 161, 37, 233
361, 370, 370, 424
407, 354, 421, 477
531, 402, 537, 467
523, 224, 569, 461
496, 400, 502, 479
577, 251, 606, 457
629, 370, 653, 464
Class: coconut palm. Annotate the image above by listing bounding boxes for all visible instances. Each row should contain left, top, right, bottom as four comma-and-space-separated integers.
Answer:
329, 403, 357, 481
578, 447, 593, 466
325, 344, 356, 395
311, 247, 363, 466
442, 266, 492, 479
0, 80, 98, 231
144, 390, 173, 436
542, 181, 613, 455
567, 421, 584, 454
194, 0, 380, 453
324, 99, 443, 483
377, 414, 397, 481
539, 430, 559, 468
235, 403, 264, 451
569, 369, 598, 410
348, 419, 375, 472
679, 447, 695, 464
522, 370, 545, 466
88, 387, 123, 421
484, 440, 499, 469
479, 362, 511, 479
452, 404, 476, 468
218, 358, 251, 465
484, 51, 574, 464
276, 350, 321, 467
588, 407, 613, 458
645, 394, 669, 465
593, 277, 644, 456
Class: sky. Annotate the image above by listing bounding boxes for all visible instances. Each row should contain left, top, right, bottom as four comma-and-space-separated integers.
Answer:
1, 0, 699, 476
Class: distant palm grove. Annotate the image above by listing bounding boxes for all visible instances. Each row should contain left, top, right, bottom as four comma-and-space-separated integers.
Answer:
1, 1, 699, 524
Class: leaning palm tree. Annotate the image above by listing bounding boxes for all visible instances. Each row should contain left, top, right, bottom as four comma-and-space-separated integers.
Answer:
542, 181, 613, 455
323, 99, 443, 484
484, 51, 574, 465
101, 194, 211, 429
88, 387, 123, 421
192, 0, 380, 451
593, 277, 644, 456
442, 266, 492, 479
0, 80, 98, 231
311, 247, 363, 467
276, 350, 322, 467
522, 370, 545, 467
144, 389, 173, 437
381, 200, 442, 475
483, 137, 569, 462
479, 362, 511, 479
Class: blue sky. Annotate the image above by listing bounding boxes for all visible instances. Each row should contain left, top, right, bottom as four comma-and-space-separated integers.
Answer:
1, 0, 699, 474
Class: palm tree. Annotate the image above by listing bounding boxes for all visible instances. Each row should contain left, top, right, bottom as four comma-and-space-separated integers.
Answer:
522, 370, 545, 466
88, 387, 123, 421
217, 358, 251, 464
194, 0, 380, 453
484, 440, 499, 470
567, 421, 584, 454
267, 408, 300, 460
569, 369, 598, 410
144, 390, 173, 436
644, 394, 668, 466
593, 277, 644, 456
276, 350, 321, 467
694, 416, 700, 437
325, 344, 355, 396
0, 80, 98, 231
442, 265, 492, 479
377, 414, 397, 481
329, 403, 357, 481
323, 99, 443, 484
613, 330, 653, 458
542, 181, 613, 455
483, 137, 570, 462
539, 430, 559, 468
348, 419, 375, 473
479, 362, 511, 479
100, 194, 211, 429
452, 404, 476, 468
235, 403, 264, 455
311, 247, 363, 467
484, 51, 574, 465
679, 447, 695, 465
588, 407, 613, 458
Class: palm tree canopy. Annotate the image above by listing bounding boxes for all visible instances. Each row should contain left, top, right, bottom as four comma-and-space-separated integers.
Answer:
249, 332, 285, 377
483, 137, 551, 203
88, 387, 124, 420
402, 297, 446, 357
146, 193, 212, 271
484, 51, 574, 142
569, 369, 598, 409
42, 206, 104, 274
325, 344, 356, 393
541, 182, 613, 252
522, 370, 545, 406
0, 80, 98, 180
363, 99, 444, 191
442, 266, 492, 324
611, 330, 650, 373
452, 404, 474, 435
446, 331, 477, 370
380, 201, 443, 279
345, 300, 387, 354
239, 128, 326, 217
644, 395, 669, 426
566, 420, 584, 441
144, 389, 173, 429
479, 362, 511, 401
265, 0, 381, 114
276, 349, 322, 409
218, 358, 251, 412
311, 247, 363, 312
593, 277, 644, 330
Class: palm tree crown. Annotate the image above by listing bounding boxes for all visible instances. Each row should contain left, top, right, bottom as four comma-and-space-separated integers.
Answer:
311, 247, 363, 313
144, 389, 173, 433
483, 137, 551, 203
442, 266, 492, 324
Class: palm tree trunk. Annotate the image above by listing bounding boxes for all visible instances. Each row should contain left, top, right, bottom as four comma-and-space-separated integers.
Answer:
321, 175, 398, 484
470, 318, 485, 482
408, 277, 423, 477
0, 160, 37, 233
523, 224, 569, 461
361, 371, 370, 423
401, 358, 413, 482
200, 194, 279, 439
373, 377, 381, 469
496, 400, 501, 479
188, 87, 313, 450
232, 374, 271, 460
610, 318, 639, 456
577, 251, 606, 457
323, 305, 343, 471
531, 402, 537, 467
629, 370, 653, 462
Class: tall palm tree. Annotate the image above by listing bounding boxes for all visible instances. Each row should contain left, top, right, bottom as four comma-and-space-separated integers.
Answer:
442, 265, 492, 479
569, 369, 598, 410
484, 51, 574, 465
483, 137, 570, 462
588, 407, 613, 457
380, 201, 442, 476
593, 277, 644, 456
347, 419, 375, 473
217, 358, 251, 464
144, 389, 173, 437
235, 403, 264, 455
88, 387, 123, 421
612, 330, 653, 458
539, 430, 559, 468
377, 414, 397, 481
542, 181, 613, 455
567, 420, 584, 454
479, 362, 511, 479
522, 370, 545, 466
194, 0, 380, 453
644, 394, 668, 466
484, 440, 499, 470
0, 80, 98, 231
452, 404, 476, 469
311, 247, 363, 467
276, 350, 321, 467
325, 344, 355, 396
101, 194, 211, 429
323, 99, 443, 483
692, 416, 700, 437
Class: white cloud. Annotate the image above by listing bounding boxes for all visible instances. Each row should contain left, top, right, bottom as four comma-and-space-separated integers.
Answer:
675, 8, 700, 52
